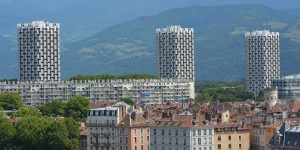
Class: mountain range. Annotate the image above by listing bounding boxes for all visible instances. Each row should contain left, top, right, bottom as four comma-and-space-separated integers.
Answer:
1, 4, 300, 81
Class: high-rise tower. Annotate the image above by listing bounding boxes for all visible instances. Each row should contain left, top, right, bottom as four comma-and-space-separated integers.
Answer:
156, 25, 194, 81
245, 30, 280, 97
18, 21, 60, 82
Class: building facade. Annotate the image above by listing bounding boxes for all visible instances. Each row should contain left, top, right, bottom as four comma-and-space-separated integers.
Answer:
17, 21, 60, 82
0, 79, 195, 106
157, 25, 195, 81
149, 111, 214, 150
117, 112, 151, 150
214, 123, 250, 150
245, 30, 280, 97
86, 105, 127, 150
272, 74, 300, 99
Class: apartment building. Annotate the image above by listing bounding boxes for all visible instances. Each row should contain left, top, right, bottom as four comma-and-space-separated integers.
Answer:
245, 30, 280, 97
86, 104, 127, 150
149, 111, 214, 150
117, 111, 151, 150
157, 25, 195, 81
214, 123, 250, 150
0, 79, 194, 105
17, 21, 60, 82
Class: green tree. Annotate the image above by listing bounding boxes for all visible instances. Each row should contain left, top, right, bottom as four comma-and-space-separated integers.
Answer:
0, 92, 24, 110
64, 95, 90, 121
39, 100, 66, 116
15, 117, 52, 149
12, 106, 42, 118
64, 118, 80, 150
45, 120, 69, 150
0, 117, 16, 149
122, 98, 135, 106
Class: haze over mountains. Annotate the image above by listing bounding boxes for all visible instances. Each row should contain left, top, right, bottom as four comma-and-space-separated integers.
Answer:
1, 0, 300, 81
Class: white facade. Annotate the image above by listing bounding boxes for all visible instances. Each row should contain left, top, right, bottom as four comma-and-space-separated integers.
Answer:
18, 21, 60, 82
86, 107, 120, 150
245, 30, 280, 97
157, 25, 195, 81
150, 125, 214, 150
0, 79, 195, 106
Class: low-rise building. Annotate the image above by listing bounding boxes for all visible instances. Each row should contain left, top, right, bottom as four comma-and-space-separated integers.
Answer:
117, 111, 151, 150
86, 104, 127, 150
214, 123, 250, 150
149, 111, 214, 150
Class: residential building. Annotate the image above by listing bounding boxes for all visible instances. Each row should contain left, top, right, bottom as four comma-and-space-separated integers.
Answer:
149, 111, 214, 150
0, 79, 194, 106
157, 25, 195, 81
245, 30, 280, 97
17, 21, 60, 82
268, 121, 300, 150
86, 104, 127, 150
117, 111, 151, 150
214, 123, 250, 150
272, 74, 300, 99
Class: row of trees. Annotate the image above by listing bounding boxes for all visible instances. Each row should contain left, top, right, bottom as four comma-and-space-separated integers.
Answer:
195, 80, 264, 102
69, 73, 158, 80
0, 117, 79, 150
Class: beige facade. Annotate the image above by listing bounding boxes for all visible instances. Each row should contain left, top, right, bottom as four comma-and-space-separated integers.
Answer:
214, 124, 250, 150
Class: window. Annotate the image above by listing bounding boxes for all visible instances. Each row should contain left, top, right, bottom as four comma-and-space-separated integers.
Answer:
125, 137, 128, 143
119, 137, 122, 143
141, 136, 143, 143
184, 138, 186, 145
120, 146, 122, 150
141, 145, 144, 150
176, 138, 178, 145
119, 128, 122, 134
183, 130, 186, 136
154, 129, 156, 135
209, 137, 212, 144
162, 129, 165, 135
125, 128, 128, 135
239, 136, 241, 140
198, 129, 201, 135
154, 137, 157, 144
135, 146, 137, 150
209, 129, 212, 135
176, 130, 178, 136
193, 130, 196, 136
169, 129, 171, 135
141, 128, 143, 134
239, 144, 242, 148
198, 138, 201, 144
228, 144, 231, 149
147, 136, 149, 142
218, 135, 221, 141
134, 128, 137, 135
134, 137, 137, 143
204, 129, 207, 135
228, 135, 231, 141
218, 145, 221, 150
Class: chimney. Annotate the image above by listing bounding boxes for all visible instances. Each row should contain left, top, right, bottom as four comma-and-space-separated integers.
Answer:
171, 111, 176, 121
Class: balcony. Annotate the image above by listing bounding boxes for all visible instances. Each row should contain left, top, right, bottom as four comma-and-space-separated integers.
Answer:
86, 122, 115, 127
103, 132, 111, 138
91, 133, 100, 137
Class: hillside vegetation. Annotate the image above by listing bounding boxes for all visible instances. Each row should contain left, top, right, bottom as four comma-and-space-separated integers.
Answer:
63, 4, 300, 81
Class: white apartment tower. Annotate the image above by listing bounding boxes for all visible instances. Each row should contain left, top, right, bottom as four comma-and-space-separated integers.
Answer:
157, 25, 195, 81
18, 21, 60, 82
245, 30, 280, 97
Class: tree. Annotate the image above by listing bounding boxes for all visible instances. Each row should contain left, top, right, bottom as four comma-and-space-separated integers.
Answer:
39, 100, 66, 116
44, 120, 69, 150
64, 95, 90, 121
0, 118, 16, 149
12, 106, 42, 118
15, 117, 52, 150
64, 118, 80, 150
122, 98, 135, 106
0, 92, 24, 110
